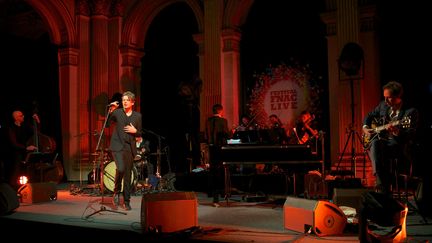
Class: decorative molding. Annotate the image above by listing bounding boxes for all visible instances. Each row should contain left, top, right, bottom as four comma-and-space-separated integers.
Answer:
89, 0, 111, 17
222, 28, 241, 52
320, 3, 376, 36
120, 46, 144, 67
58, 48, 79, 66
76, 0, 90, 17
192, 33, 204, 56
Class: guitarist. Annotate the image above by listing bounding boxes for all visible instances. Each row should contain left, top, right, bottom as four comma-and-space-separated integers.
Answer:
362, 81, 419, 195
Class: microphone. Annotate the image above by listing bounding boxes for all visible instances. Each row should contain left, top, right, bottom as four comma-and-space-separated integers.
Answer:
107, 101, 119, 107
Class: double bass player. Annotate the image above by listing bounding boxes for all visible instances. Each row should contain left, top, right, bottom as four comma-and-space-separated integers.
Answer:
6, 110, 40, 189
6, 109, 57, 189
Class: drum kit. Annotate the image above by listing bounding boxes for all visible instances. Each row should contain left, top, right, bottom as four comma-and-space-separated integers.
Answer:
87, 139, 155, 194
83, 126, 171, 196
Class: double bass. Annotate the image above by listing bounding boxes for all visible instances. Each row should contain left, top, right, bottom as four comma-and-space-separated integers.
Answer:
27, 113, 56, 154
26, 112, 63, 183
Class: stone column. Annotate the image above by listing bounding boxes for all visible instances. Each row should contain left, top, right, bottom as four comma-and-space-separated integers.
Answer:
202, 0, 223, 120
322, 0, 380, 176
108, 2, 123, 97
222, 28, 242, 128
89, 0, 110, 147
58, 47, 79, 181
193, 33, 205, 130
120, 46, 144, 109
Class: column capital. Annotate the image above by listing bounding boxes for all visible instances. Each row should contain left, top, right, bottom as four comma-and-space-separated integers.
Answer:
193, 33, 204, 56
222, 28, 242, 52
58, 47, 79, 66
120, 46, 144, 67
90, 0, 111, 17
76, 0, 90, 16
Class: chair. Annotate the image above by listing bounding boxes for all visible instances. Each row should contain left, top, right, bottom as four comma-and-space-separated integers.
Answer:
389, 142, 422, 210
390, 156, 410, 202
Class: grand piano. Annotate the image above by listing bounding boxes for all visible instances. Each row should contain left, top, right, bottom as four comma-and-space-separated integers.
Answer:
219, 140, 325, 198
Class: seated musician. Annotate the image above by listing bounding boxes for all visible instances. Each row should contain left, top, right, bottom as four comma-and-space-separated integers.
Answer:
362, 81, 418, 195
135, 137, 153, 179
6, 110, 40, 189
267, 114, 290, 145
291, 110, 319, 145
232, 114, 259, 143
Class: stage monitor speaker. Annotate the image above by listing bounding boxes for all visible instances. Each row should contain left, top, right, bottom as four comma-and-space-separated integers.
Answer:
284, 196, 347, 236
332, 188, 372, 212
0, 183, 20, 215
141, 191, 198, 233
18, 182, 57, 204
360, 191, 408, 242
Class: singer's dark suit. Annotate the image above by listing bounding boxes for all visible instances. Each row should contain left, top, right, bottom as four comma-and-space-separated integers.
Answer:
109, 108, 142, 203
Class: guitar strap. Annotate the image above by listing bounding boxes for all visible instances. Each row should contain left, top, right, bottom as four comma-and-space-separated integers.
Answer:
390, 108, 398, 120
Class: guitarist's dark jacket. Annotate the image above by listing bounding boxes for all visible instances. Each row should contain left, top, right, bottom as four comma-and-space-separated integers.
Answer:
363, 101, 419, 144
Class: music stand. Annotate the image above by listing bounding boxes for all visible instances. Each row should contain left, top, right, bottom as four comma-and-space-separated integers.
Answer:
85, 106, 126, 218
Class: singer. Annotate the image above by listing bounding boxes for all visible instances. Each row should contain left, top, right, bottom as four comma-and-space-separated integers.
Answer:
107, 91, 142, 210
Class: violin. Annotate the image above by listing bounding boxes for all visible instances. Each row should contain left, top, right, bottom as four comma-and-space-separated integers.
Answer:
304, 114, 315, 126
294, 113, 318, 144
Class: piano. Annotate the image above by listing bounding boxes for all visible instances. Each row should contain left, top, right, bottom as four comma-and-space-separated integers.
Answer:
221, 144, 317, 163
219, 143, 325, 199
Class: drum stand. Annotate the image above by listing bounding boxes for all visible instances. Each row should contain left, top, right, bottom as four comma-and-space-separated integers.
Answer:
73, 131, 96, 192
85, 107, 126, 219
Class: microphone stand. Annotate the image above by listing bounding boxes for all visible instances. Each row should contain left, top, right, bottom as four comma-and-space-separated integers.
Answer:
85, 106, 126, 219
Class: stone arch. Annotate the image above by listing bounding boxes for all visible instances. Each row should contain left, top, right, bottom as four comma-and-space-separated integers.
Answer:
122, 0, 203, 50
23, 1, 78, 182
223, 0, 254, 29
25, 0, 76, 47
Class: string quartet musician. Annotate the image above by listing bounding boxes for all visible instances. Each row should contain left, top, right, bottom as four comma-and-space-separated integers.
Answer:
292, 110, 319, 145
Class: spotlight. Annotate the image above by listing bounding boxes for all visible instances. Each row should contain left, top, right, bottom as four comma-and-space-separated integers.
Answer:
18, 175, 29, 185
338, 42, 364, 77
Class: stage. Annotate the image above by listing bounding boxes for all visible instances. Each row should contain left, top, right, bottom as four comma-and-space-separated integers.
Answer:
1, 177, 432, 242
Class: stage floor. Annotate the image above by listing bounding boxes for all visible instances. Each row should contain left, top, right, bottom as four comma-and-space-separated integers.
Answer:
1, 180, 431, 242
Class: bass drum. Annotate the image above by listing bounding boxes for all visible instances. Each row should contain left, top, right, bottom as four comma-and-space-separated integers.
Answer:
103, 161, 137, 193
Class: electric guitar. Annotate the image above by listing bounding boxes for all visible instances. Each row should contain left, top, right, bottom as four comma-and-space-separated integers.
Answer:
362, 116, 411, 149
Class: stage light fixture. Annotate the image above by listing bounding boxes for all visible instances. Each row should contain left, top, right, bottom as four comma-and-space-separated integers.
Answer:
338, 42, 364, 77
18, 175, 29, 185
